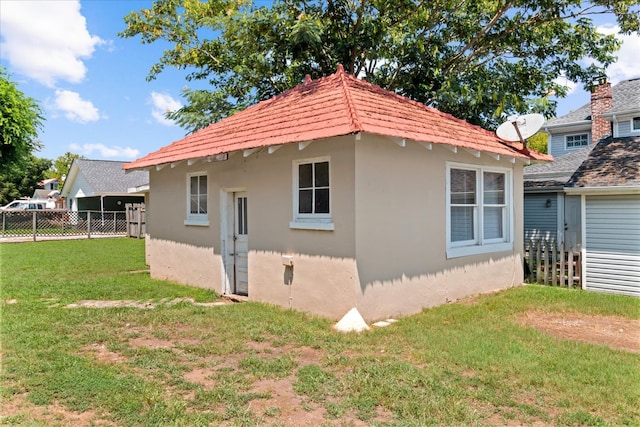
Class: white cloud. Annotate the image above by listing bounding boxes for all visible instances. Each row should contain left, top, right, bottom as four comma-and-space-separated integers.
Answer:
0, 0, 104, 86
553, 76, 579, 96
69, 143, 139, 159
150, 91, 183, 126
53, 90, 100, 123
596, 24, 640, 84
552, 25, 639, 104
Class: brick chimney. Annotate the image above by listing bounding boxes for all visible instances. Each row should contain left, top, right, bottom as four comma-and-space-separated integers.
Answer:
590, 77, 613, 143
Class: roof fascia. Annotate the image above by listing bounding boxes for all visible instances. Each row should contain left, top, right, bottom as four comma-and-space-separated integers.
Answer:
543, 120, 591, 132
564, 185, 640, 195
601, 109, 640, 119
59, 162, 80, 196
524, 186, 565, 193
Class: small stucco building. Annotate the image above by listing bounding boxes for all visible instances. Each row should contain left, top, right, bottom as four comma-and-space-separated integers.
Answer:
124, 66, 549, 321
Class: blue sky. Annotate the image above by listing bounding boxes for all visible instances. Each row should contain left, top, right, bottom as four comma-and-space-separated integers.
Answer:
1, 1, 639, 163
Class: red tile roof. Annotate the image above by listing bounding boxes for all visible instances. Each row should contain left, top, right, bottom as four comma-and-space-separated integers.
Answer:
124, 65, 551, 170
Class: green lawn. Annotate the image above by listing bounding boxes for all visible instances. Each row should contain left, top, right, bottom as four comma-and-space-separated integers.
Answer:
1, 238, 638, 426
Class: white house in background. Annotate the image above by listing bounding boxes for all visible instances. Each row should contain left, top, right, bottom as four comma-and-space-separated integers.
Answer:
60, 159, 148, 212
124, 66, 549, 322
525, 77, 640, 250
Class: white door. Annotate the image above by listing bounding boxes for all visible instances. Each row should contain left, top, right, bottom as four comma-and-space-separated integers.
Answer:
233, 192, 249, 296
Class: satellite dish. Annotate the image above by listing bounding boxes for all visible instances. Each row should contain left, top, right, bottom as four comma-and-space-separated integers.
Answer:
496, 114, 544, 148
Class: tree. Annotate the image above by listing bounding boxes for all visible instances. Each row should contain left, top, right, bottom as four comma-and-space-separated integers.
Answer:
120, 0, 639, 133
0, 155, 51, 206
0, 67, 44, 172
45, 152, 84, 188
526, 132, 548, 154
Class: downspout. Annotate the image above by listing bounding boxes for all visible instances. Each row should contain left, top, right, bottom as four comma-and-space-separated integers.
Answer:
612, 114, 618, 138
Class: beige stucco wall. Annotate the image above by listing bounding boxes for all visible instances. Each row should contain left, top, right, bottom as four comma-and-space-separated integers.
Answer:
144, 133, 526, 321
353, 135, 525, 320
146, 136, 359, 318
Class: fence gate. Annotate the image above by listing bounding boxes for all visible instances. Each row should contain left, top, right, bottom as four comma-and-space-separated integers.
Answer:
126, 203, 146, 238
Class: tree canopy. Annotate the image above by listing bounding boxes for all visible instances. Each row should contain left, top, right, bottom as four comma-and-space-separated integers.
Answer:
45, 152, 84, 188
0, 154, 51, 206
0, 67, 44, 172
120, 0, 639, 133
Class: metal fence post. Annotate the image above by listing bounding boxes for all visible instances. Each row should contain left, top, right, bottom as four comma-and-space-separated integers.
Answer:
32, 211, 37, 241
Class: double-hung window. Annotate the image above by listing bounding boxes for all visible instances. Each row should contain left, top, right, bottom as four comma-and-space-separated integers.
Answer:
632, 117, 640, 133
185, 172, 209, 226
447, 164, 512, 258
290, 157, 334, 230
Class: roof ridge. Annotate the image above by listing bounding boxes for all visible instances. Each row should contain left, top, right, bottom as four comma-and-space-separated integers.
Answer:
335, 64, 364, 133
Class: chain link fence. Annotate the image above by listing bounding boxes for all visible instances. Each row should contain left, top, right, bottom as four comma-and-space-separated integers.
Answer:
1, 210, 128, 241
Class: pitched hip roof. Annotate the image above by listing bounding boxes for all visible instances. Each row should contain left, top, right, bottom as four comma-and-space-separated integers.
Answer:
124, 65, 550, 170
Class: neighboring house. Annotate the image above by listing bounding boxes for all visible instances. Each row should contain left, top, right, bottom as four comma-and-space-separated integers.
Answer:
124, 66, 549, 322
60, 159, 148, 212
543, 77, 640, 158
524, 145, 594, 247
565, 136, 640, 297
32, 178, 63, 208
38, 178, 60, 191
525, 77, 640, 250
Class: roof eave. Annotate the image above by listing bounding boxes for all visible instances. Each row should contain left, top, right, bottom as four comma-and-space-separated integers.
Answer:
565, 185, 640, 195
601, 109, 640, 119
543, 120, 591, 131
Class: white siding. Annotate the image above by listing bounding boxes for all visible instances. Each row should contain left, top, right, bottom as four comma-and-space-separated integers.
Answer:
524, 193, 558, 241
584, 195, 640, 297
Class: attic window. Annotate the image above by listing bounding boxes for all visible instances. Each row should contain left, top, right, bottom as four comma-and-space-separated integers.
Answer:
632, 117, 640, 132
565, 133, 589, 149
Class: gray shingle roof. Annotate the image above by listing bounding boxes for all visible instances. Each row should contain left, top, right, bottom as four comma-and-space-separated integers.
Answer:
610, 78, 640, 112
566, 136, 640, 188
75, 159, 148, 193
524, 144, 595, 188
545, 77, 640, 127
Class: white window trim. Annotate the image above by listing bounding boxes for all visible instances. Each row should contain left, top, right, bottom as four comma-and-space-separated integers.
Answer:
446, 163, 514, 259
290, 156, 334, 231
564, 133, 589, 150
631, 117, 640, 133
184, 171, 209, 226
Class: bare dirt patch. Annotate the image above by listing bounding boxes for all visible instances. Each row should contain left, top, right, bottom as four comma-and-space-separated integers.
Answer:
65, 297, 230, 309
81, 343, 127, 364
1, 393, 112, 426
518, 310, 640, 353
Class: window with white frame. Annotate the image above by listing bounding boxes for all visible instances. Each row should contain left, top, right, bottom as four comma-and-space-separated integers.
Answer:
565, 133, 589, 149
632, 117, 640, 132
446, 164, 513, 258
185, 172, 209, 226
290, 157, 333, 230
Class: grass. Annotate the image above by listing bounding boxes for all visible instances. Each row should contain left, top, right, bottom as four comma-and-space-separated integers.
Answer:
1, 238, 639, 426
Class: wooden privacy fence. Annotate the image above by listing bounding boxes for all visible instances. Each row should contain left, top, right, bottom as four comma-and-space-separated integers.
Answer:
524, 239, 582, 287
125, 203, 146, 238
